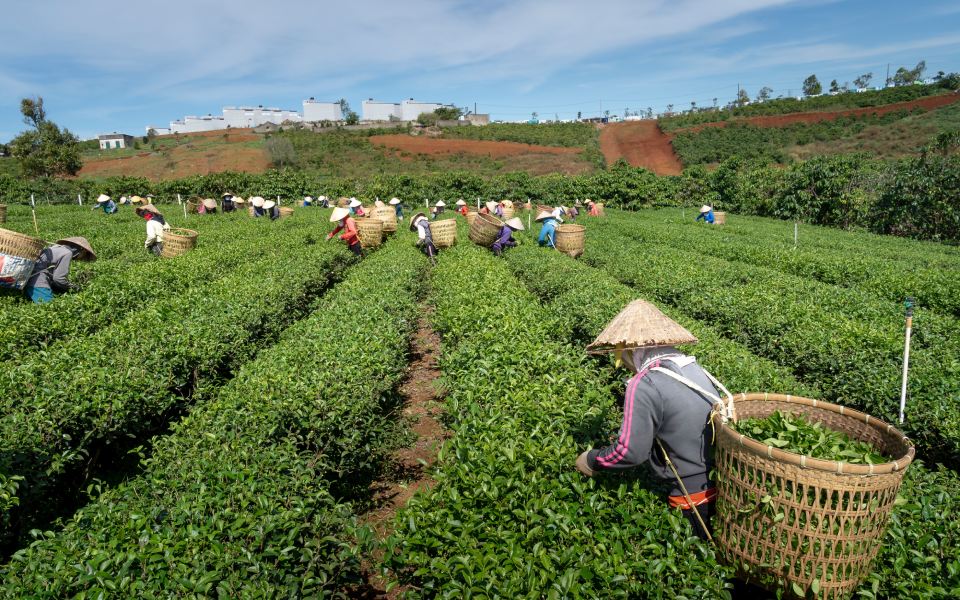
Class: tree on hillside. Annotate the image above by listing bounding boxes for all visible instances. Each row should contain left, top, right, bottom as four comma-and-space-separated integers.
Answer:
736, 89, 750, 106
646, 107, 653, 119
264, 136, 296, 167
893, 61, 927, 86
712, 97, 718, 109
690, 101, 696, 112
854, 72, 873, 90
829, 79, 840, 94
337, 98, 359, 124
756, 87, 772, 102
666, 104, 674, 115
8, 96, 82, 178
802, 74, 822, 96
434, 106, 463, 121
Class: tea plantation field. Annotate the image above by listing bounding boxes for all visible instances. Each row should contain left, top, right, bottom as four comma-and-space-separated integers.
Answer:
0, 204, 958, 599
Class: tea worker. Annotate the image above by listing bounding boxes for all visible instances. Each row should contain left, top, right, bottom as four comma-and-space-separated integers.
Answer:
263, 200, 280, 220
389, 197, 403, 221
491, 217, 524, 256
327, 206, 361, 256
233, 196, 246, 210
92, 194, 118, 214
118, 196, 130, 206
431, 200, 446, 219
552, 205, 568, 220
136, 203, 171, 256
568, 204, 579, 221
586, 199, 601, 217
575, 300, 730, 541
251, 197, 266, 217
318, 196, 330, 208
348, 198, 365, 217
23, 237, 96, 303
479, 201, 495, 216
221, 192, 237, 213
303, 196, 314, 207
410, 212, 438, 259
696, 205, 715, 224
536, 210, 561, 248
200, 198, 218, 215
492, 201, 504, 218
456, 199, 469, 216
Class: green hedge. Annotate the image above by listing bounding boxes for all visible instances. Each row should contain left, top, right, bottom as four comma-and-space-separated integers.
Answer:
1, 237, 426, 597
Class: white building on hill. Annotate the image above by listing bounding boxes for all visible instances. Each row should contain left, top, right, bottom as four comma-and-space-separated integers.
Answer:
223, 106, 302, 128
401, 98, 453, 121
170, 115, 228, 134
303, 98, 343, 121
362, 99, 402, 121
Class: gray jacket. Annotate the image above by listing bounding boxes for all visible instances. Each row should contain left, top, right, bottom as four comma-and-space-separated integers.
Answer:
586, 354, 718, 496
25, 245, 74, 291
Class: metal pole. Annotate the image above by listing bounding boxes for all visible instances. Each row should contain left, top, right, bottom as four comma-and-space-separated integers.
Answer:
30, 194, 39, 234
794, 222, 798, 247
899, 298, 915, 424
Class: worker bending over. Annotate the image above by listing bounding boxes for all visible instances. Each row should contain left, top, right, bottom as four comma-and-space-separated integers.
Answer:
410, 212, 438, 261
93, 194, 118, 214
327, 206, 362, 256
136, 203, 171, 255
23, 237, 96, 303
696, 205, 715, 224
536, 210, 561, 248
576, 300, 729, 541
491, 217, 524, 256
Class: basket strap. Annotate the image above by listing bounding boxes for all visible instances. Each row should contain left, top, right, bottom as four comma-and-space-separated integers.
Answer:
655, 438, 714, 543
651, 364, 735, 422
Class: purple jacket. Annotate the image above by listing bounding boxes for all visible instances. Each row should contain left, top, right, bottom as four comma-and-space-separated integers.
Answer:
491, 226, 516, 252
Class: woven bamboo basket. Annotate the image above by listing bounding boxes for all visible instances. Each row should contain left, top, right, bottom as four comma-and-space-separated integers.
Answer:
713, 393, 914, 600
502, 206, 516, 219
0, 204, 6, 224
372, 207, 397, 233
0, 227, 45, 260
714, 211, 727, 225
278, 207, 295, 219
356, 218, 383, 249
595, 203, 605, 217
465, 212, 478, 228
248, 205, 256, 217
161, 228, 199, 258
468, 212, 503, 247
431, 219, 457, 248
554, 224, 585, 258
185, 199, 201, 214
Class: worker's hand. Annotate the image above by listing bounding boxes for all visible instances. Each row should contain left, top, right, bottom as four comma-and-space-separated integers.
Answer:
575, 451, 595, 477
163, 223, 171, 230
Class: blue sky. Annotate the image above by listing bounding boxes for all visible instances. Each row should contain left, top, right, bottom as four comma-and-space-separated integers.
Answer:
1, 0, 959, 142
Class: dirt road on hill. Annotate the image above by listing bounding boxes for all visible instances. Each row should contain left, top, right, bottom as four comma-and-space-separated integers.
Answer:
598, 121, 683, 175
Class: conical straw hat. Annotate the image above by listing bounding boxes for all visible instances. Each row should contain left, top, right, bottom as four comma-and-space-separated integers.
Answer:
485, 201, 498, 212
202, 198, 218, 209
505, 217, 524, 231
586, 299, 697, 355
251, 197, 265, 207
389, 198, 401, 205
330, 207, 350, 222
435, 200, 445, 207
55, 237, 97, 261
700, 205, 711, 213
136, 203, 161, 217
534, 210, 553, 222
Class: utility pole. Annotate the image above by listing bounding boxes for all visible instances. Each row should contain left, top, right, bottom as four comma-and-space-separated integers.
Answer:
886, 63, 890, 86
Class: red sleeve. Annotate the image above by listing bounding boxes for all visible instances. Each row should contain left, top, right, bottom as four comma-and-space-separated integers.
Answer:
340, 217, 359, 244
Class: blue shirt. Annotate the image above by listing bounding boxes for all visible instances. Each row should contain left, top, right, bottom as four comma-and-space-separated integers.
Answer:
99, 201, 117, 214
696, 210, 714, 224
538, 218, 559, 247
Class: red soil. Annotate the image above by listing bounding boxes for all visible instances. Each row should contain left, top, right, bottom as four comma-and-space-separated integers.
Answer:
370, 134, 581, 157
80, 130, 268, 181
675, 93, 960, 133
599, 121, 683, 175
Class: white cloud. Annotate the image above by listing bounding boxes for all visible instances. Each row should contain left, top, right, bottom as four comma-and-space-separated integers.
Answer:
0, 0, 802, 106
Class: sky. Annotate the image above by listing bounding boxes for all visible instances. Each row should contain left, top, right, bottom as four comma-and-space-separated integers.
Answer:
1, 0, 959, 142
